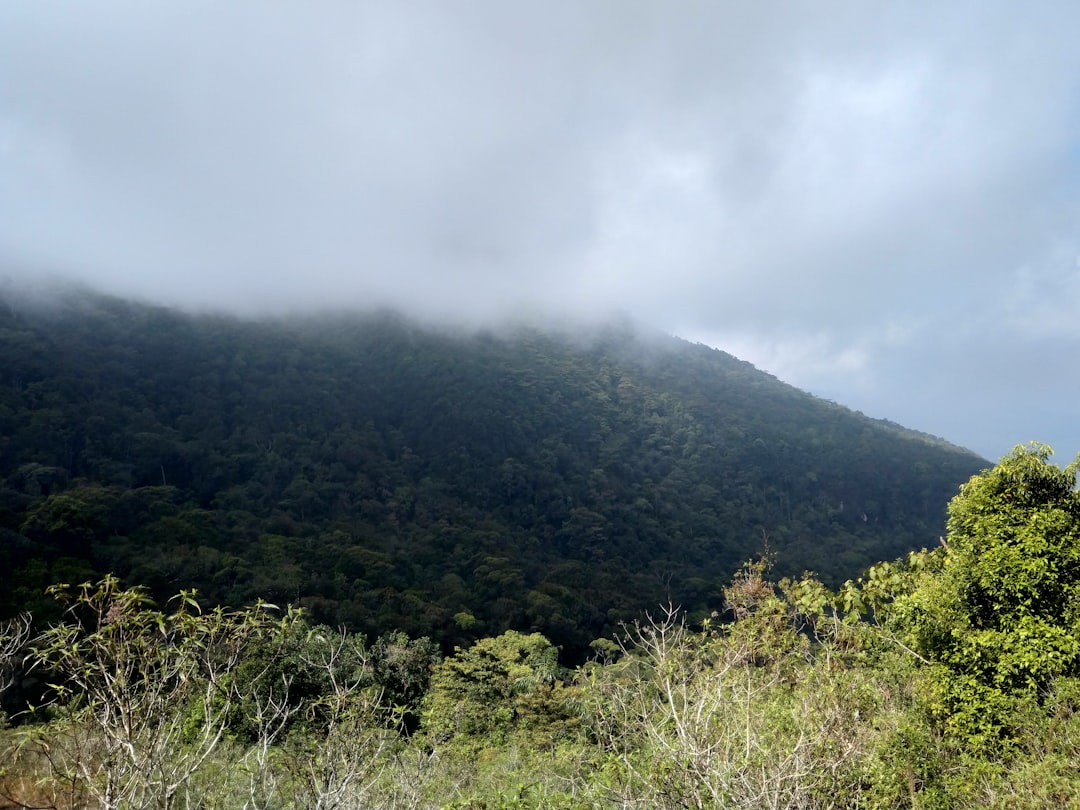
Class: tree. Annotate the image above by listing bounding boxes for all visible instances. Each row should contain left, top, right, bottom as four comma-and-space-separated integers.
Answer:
274, 627, 399, 810
579, 588, 882, 810
23, 576, 289, 810
421, 631, 569, 752
889, 443, 1080, 747
370, 630, 441, 731
0, 612, 31, 718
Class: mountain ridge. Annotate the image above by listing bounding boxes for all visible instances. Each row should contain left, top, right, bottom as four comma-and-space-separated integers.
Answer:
0, 287, 987, 656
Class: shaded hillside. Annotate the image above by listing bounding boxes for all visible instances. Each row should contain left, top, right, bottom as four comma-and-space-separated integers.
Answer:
0, 288, 987, 654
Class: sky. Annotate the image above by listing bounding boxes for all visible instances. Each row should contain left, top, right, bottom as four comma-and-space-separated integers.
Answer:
1, 2, 1079, 462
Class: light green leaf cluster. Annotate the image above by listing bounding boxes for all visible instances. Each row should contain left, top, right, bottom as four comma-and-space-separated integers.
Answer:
875, 444, 1080, 749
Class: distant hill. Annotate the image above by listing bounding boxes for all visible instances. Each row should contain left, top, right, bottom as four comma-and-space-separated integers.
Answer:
0, 287, 987, 656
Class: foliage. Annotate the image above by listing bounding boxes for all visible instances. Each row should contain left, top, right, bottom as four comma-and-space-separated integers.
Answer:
577, 596, 884, 810
12, 288, 1080, 807
422, 630, 577, 754
0, 287, 985, 656
19, 576, 290, 810
371, 630, 442, 731
5, 460, 1080, 810
272, 627, 399, 810
0, 612, 31, 733
0, 613, 30, 703
881, 444, 1080, 749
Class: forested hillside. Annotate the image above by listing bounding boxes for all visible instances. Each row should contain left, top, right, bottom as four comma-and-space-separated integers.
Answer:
4, 446, 1078, 809
0, 286, 986, 654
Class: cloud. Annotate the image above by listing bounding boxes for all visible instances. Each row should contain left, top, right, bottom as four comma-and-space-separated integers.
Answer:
2, 1, 1080, 459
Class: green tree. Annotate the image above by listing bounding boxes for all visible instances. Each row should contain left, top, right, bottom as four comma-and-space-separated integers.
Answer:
890, 443, 1080, 747
370, 630, 440, 731
578, 591, 892, 810
23, 576, 289, 810
274, 627, 400, 810
421, 631, 569, 752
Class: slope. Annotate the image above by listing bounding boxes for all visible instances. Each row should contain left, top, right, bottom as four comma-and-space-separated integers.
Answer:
0, 288, 987, 655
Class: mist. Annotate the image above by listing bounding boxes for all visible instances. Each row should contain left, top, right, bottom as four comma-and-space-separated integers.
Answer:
3, 1, 1079, 460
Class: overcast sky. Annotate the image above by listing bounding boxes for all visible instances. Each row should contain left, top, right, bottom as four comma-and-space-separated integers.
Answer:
2, 2, 1079, 462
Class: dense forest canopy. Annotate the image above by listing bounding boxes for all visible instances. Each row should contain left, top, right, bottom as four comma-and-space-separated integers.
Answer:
0, 286, 986, 655
3, 445, 1079, 809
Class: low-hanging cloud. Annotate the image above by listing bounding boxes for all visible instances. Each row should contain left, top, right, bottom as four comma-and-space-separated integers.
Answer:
2, 0, 1079, 459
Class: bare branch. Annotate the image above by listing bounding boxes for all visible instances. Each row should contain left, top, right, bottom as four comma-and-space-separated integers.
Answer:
0, 612, 31, 697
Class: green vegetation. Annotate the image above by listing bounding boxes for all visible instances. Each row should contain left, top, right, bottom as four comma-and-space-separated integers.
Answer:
0, 287, 984, 658
11, 286, 1065, 805
2, 444, 1079, 808
865, 443, 1080, 752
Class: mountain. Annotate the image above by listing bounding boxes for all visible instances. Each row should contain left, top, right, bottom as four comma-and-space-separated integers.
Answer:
0, 287, 987, 656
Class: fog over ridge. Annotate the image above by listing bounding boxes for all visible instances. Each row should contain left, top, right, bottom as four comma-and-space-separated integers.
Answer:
2, 1, 1079, 460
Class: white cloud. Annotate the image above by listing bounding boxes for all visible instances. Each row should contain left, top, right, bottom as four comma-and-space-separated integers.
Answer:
2, 0, 1080, 458
1001, 244, 1080, 338
684, 330, 872, 388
